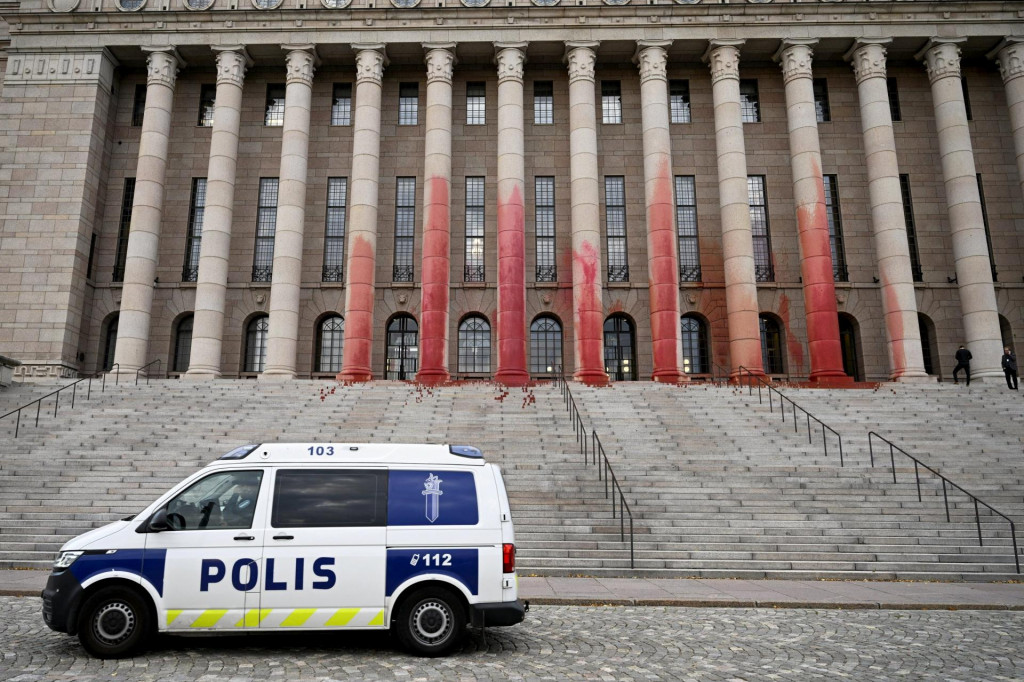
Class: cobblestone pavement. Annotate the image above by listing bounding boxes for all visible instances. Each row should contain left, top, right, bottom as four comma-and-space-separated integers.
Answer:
4, 596, 1024, 681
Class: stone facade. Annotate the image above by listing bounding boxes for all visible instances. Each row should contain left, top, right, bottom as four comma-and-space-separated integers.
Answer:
1, 1, 1022, 383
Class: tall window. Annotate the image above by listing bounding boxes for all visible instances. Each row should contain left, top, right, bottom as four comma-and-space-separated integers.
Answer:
87, 234, 97, 281
823, 175, 847, 282
533, 81, 553, 125
465, 177, 485, 282
962, 77, 972, 121
173, 315, 193, 373
264, 84, 285, 127
323, 178, 347, 282
399, 83, 419, 125
197, 84, 216, 127
331, 83, 352, 126
813, 78, 831, 122
467, 82, 486, 125
899, 174, 923, 282
394, 178, 416, 282
605, 176, 628, 282
113, 178, 135, 282
131, 85, 146, 127
530, 317, 562, 375
740, 79, 760, 123
316, 315, 344, 373
681, 315, 709, 375
458, 316, 491, 373
760, 315, 784, 374
675, 176, 700, 282
103, 315, 119, 372
252, 178, 279, 282
977, 174, 996, 282
535, 177, 556, 282
182, 178, 206, 282
244, 315, 269, 373
601, 81, 622, 124
604, 315, 636, 381
670, 80, 691, 124
748, 176, 773, 282
887, 77, 901, 122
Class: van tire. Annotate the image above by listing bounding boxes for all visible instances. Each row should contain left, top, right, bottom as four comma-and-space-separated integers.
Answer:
394, 587, 466, 657
77, 586, 151, 659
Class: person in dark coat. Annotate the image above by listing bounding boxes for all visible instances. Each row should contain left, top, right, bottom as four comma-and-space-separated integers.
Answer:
953, 345, 972, 386
1002, 346, 1018, 390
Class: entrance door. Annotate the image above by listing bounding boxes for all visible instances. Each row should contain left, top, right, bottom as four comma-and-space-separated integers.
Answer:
838, 315, 860, 381
603, 316, 636, 381
386, 315, 419, 380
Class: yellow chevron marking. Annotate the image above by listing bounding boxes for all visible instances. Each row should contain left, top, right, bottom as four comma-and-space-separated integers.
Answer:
367, 609, 385, 627
191, 609, 228, 628
166, 610, 182, 626
281, 608, 317, 627
236, 609, 273, 628
325, 608, 360, 627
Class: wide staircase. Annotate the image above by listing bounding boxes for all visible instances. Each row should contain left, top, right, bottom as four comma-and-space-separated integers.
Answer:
0, 379, 626, 573
568, 380, 1024, 580
1, 377, 1022, 580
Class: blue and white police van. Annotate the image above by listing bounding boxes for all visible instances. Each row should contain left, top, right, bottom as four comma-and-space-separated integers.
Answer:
42, 443, 526, 658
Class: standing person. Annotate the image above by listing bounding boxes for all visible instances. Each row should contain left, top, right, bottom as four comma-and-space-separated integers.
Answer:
953, 344, 972, 386
1002, 346, 1018, 390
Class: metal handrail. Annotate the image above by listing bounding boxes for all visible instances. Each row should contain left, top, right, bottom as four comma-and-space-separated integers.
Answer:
0, 373, 110, 438
135, 359, 163, 385
735, 365, 845, 466
867, 431, 1020, 574
553, 372, 635, 569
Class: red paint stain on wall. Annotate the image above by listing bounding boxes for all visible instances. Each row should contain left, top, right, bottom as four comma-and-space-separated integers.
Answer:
495, 184, 528, 383
338, 234, 376, 381
882, 275, 907, 375
647, 159, 681, 381
418, 175, 451, 382
573, 239, 606, 383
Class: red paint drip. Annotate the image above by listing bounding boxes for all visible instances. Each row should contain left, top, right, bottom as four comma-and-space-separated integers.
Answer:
648, 158, 682, 383
494, 183, 528, 385
417, 175, 451, 383
573, 240, 607, 384
882, 274, 907, 375
338, 234, 376, 382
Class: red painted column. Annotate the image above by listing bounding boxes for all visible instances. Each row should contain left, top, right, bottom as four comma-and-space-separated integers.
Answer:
636, 42, 685, 384
416, 45, 456, 385
494, 44, 530, 386
776, 40, 849, 382
338, 46, 387, 383
566, 42, 610, 385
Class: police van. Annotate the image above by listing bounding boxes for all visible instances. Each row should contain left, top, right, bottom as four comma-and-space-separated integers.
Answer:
42, 443, 526, 658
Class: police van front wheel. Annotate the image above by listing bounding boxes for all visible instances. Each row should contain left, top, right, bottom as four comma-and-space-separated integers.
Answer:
78, 586, 151, 658
395, 587, 466, 656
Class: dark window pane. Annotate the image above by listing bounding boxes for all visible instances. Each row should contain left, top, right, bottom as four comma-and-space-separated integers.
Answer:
332, 83, 352, 126
467, 82, 486, 125
399, 82, 419, 125
183, 178, 206, 282
887, 77, 901, 122
675, 176, 700, 282
198, 84, 216, 127
748, 176, 773, 282
740, 79, 760, 123
265, 84, 285, 127
823, 175, 847, 282
670, 79, 690, 124
131, 84, 146, 127
113, 179, 135, 282
534, 80, 553, 125
601, 80, 622, 124
272, 470, 387, 528
323, 177, 347, 281
899, 174, 923, 282
813, 78, 830, 122
174, 315, 193, 373
530, 317, 562, 374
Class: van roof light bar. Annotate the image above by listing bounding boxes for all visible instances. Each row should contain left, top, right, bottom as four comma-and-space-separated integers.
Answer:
449, 445, 483, 459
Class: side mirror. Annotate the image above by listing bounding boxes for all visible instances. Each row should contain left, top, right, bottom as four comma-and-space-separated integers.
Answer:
148, 508, 170, 532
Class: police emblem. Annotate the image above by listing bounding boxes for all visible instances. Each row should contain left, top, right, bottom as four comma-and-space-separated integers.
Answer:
422, 473, 443, 523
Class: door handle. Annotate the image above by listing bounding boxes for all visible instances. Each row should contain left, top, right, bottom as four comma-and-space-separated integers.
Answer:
234, 534, 255, 541
273, 534, 294, 541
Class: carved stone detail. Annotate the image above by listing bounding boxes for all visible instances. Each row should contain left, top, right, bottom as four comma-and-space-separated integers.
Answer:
496, 47, 525, 84
636, 45, 667, 85
849, 42, 888, 84
779, 43, 814, 85
355, 48, 385, 85
994, 40, 1024, 84
146, 50, 180, 89
921, 41, 962, 84
706, 43, 741, 85
425, 48, 455, 84
285, 49, 316, 86
566, 45, 596, 85
5, 50, 117, 88
215, 50, 249, 88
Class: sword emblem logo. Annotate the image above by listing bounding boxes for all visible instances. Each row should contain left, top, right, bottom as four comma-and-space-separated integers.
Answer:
422, 473, 443, 523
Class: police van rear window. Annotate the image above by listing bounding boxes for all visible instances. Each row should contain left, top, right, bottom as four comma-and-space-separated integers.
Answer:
271, 469, 387, 528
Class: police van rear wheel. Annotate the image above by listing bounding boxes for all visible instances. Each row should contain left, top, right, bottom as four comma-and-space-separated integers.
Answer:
395, 587, 465, 656
78, 587, 151, 658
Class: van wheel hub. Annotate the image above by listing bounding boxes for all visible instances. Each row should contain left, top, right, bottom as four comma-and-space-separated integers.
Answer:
94, 602, 135, 644
412, 600, 452, 643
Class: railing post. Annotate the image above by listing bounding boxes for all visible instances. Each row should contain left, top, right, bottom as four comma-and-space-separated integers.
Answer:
53, 390, 59, 418
15, 408, 21, 438
837, 433, 843, 468
806, 414, 811, 443
35, 399, 41, 427
71, 381, 77, 409
630, 516, 634, 568
792, 402, 798, 432
1011, 521, 1020, 575
889, 444, 897, 483
620, 492, 624, 540
975, 498, 983, 547
942, 479, 950, 522
914, 462, 922, 502
87, 377, 92, 401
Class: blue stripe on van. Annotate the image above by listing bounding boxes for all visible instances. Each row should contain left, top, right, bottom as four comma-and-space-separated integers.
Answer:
385, 549, 479, 596
69, 549, 166, 596
387, 470, 479, 526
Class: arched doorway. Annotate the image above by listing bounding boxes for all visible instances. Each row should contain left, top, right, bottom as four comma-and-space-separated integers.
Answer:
172, 314, 194, 373
603, 315, 636, 381
244, 315, 269, 373
530, 316, 563, 376
386, 315, 419, 380
999, 315, 1014, 352
918, 313, 939, 377
680, 314, 710, 375
315, 314, 345, 373
759, 314, 784, 375
837, 313, 861, 381
457, 315, 491, 374
101, 313, 119, 372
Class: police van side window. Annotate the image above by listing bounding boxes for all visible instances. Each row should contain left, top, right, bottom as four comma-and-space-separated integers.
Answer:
164, 470, 264, 531
272, 469, 387, 528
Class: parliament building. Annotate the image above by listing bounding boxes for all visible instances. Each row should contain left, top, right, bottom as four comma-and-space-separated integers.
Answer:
1, 0, 1023, 384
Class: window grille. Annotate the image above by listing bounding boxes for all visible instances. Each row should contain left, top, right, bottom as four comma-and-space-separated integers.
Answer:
197, 84, 216, 127
113, 178, 135, 282
323, 178, 347, 282
245, 316, 269, 372
740, 79, 760, 123
252, 178, 278, 282
823, 175, 848, 282
681, 316, 709, 374
670, 80, 691, 124
182, 178, 206, 282
748, 176, 773, 282
465, 177, 485, 281
467, 82, 486, 125
458, 316, 491, 373
331, 83, 352, 126
394, 178, 416, 282
813, 78, 831, 123
899, 174, 923, 282
605, 177, 628, 282
399, 83, 419, 126
601, 81, 622, 124
264, 84, 285, 127
533, 81, 553, 125
535, 176, 556, 282
316, 315, 345, 373
674, 176, 700, 282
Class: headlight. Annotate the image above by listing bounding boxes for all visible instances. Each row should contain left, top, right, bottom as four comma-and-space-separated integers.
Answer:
53, 551, 83, 570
